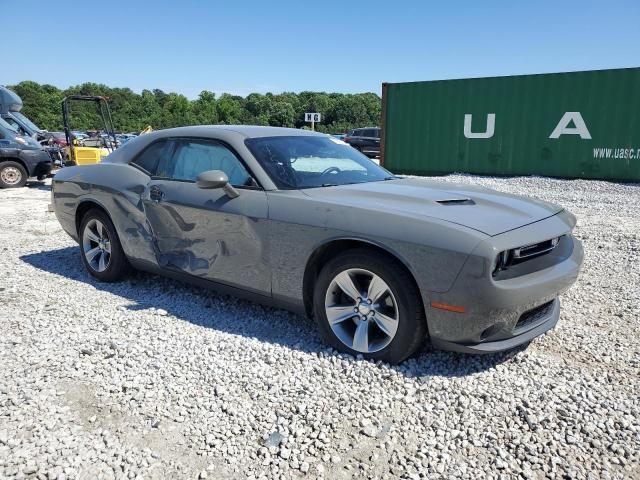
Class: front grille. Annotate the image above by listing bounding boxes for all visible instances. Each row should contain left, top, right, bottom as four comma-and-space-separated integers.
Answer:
515, 301, 554, 330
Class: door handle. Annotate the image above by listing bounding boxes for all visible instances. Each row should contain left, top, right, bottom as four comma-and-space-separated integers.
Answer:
149, 186, 165, 202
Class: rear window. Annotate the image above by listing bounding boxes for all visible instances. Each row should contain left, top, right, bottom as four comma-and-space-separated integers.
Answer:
131, 140, 173, 175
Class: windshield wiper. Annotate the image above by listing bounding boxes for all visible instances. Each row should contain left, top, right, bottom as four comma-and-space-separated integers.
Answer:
313, 179, 388, 188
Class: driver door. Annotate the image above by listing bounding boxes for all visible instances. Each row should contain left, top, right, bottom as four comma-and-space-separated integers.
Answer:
138, 137, 271, 296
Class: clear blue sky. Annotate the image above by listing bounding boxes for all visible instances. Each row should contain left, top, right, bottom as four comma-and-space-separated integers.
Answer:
5, 0, 639, 98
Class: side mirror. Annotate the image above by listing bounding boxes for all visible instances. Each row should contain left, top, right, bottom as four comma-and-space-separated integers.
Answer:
196, 170, 239, 198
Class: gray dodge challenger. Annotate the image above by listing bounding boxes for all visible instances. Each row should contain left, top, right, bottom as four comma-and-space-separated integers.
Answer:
51, 126, 583, 363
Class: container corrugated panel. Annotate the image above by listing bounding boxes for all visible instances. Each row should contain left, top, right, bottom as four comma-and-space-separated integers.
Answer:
381, 67, 640, 181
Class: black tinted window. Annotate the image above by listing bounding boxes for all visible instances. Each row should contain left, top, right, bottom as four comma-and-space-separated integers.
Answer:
131, 140, 172, 175
170, 139, 252, 186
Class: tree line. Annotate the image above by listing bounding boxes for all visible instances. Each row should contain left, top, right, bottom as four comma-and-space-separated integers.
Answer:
8, 81, 381, 134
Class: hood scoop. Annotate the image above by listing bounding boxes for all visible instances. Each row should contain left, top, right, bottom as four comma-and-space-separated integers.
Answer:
436, 198, 475, 206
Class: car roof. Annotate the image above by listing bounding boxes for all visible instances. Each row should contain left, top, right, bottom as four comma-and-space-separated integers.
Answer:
102, 125, 330, 189
150, 125, 327, 139
351, 127, 379, 132
104, 125, 326, 161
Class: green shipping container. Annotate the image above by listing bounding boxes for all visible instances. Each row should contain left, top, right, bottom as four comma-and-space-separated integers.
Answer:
381, 67, 640, 181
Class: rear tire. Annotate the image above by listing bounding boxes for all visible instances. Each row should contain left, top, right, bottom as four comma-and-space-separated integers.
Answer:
313, 249, 427, 364
0, 161, 27, 188
79, 209, 130, 282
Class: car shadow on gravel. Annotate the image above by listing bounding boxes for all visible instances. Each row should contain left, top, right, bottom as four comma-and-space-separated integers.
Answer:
25, 181, 51, 191
21, 246, 519, 378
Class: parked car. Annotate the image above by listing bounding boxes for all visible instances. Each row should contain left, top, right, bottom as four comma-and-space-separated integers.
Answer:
116, 133, 137, 145
40, 131, 68, 147
51, 126, 583, 363
0, 117, 52, 188
343, 127, 381, 157
72, 131, 88, 141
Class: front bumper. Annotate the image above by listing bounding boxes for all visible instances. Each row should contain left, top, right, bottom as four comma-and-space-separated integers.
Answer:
33, 159, 52, 180
20, 149, 52, 178
426, 210, 583, 354
431, 298, 560, 353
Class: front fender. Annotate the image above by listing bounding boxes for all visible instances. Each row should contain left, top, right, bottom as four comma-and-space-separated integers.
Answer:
266, 190, 486, 311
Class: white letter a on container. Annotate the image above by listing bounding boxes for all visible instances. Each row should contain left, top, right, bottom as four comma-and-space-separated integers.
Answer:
549, 112, 592, 139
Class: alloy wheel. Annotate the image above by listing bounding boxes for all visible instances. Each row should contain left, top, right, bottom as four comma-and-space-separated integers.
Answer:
324, 268, 399, 353
82, 218, 112, 272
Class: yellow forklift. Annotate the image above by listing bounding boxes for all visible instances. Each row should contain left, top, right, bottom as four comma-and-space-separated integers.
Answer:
62, 95, 118, 165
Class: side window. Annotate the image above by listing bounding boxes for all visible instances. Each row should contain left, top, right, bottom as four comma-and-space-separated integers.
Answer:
170, 139, 253, 186
364, 129, 376, 138
3, 117, 25, 135
131, 140, 174, 176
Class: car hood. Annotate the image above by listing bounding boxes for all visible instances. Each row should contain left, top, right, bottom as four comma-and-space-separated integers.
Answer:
301, 177, 563, 236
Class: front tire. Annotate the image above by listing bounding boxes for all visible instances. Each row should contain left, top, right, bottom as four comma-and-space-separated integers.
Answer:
79, 209, 130, 282
313, 249, 427, 363
0, 161, 27, 188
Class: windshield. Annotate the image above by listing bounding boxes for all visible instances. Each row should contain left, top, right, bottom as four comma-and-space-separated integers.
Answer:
0, 117, 20, 134
245, 135, 392, 189
0, 117, 40, 147
11, 112, 41, 132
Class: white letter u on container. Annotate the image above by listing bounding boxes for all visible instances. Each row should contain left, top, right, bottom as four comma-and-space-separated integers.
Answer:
464, 113, 496, 139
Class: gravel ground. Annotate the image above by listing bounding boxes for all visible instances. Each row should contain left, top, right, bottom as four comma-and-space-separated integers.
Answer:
0, 175, 638, 480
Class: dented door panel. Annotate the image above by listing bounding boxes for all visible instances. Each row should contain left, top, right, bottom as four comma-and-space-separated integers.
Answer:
142, 180, 270, 295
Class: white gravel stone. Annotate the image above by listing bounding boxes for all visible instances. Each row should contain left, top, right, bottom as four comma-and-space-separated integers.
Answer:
0, 176, 638, 479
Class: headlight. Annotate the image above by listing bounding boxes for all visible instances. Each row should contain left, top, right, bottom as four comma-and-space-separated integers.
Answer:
492, 250, 512, 276
493, 236, 563, 277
